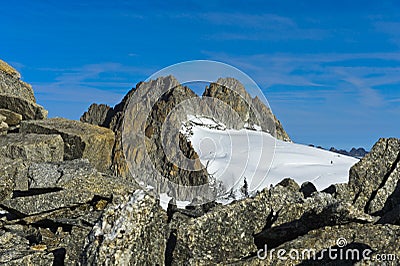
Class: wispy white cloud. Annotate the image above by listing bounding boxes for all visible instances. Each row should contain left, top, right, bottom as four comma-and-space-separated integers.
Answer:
388, 98, 400, 103
30, 62, 155, 117
202, 13, 295, 28
340, 76, 385, 107
199, 12, 328, 41
202, 51, 400, 108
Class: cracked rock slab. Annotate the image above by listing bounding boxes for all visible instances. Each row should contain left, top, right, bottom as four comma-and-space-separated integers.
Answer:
169, 183, 375, 265
0, 228, 55, 265
346, 138, 400, 215
81, 190, 168, 265
27, 159, 96, 189
0, 157, 30, 192
20, 118, 115, 172
0, 108, 23, 126
0, 162, 15, 202
0, 133, 64, 163
0, 160, 137, 265
0, 93, 47, 120
170, 185, 301, 265
0, 59, 36, 102
1, 159, 135, 216
1, 189, 94, 216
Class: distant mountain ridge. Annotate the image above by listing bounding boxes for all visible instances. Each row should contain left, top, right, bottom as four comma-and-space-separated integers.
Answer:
308, 144, 368, 158
329, 147, 368, 159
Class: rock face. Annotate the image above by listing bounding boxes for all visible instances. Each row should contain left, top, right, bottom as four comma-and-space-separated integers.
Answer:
20, 118, 115, 172
168, 184, 374, 265
0, 94, 48, 120
203, 77, 291, 141
0, 133, 64, 163
0, 160, 15, 201
0, 114, 8, 135
0, 226, 56, 265
0, 60, 47, 121
0, 159, 137, 265
80, 103, 113, 127
139, 79, 209, 186
81, 76, 210, 191
0, 133, 64, 194
0, 60, 47, 137
0, 108, 22, 126
1, 159, 132, 216
82, 190, 168, 265
344, 138, 400, 215
77, 86, 136, 177
0, 59, 35, 102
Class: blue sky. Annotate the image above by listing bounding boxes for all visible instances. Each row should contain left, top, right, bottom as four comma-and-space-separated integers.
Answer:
1, 0, 399, 150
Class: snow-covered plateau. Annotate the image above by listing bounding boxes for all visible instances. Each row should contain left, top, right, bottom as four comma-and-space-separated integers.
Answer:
181, 116, 359, 205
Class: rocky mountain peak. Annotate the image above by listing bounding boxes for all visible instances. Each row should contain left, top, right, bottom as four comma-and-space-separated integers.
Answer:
81, 75, 291, 179
213, 77, 249, 97
203, 76, 291, 140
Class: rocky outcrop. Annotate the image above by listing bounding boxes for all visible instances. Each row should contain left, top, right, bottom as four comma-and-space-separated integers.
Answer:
0, 133, 64, 195
1, 159, 132, 215
20, 118, 115, 172
80, 103, 114, 127
0, 133, 64, 163
160, 137, 400, 265
82, 190, 168, 265
0, 94, 47, 120
140, 79, 209, 186
0, 160, 15, 202
79, 85, 136, 177
81, 76, 210, 192
0, 60, 47, 136
0, 157, 29, 194
0, 108, 23, 126
0, 159, 137, 265
338, 138, 400, 216
0, 226, 55, 265
0, 59, 35, 102
167, 182, 374, 265
203, 77, 291, 141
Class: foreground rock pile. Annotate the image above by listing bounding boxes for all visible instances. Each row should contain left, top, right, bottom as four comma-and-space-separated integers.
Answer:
0, 61, 399, 265
0, 61, 135, 264
0, 60, 47, 126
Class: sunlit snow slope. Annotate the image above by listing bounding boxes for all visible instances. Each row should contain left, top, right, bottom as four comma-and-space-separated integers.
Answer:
184, 117, 358, 201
